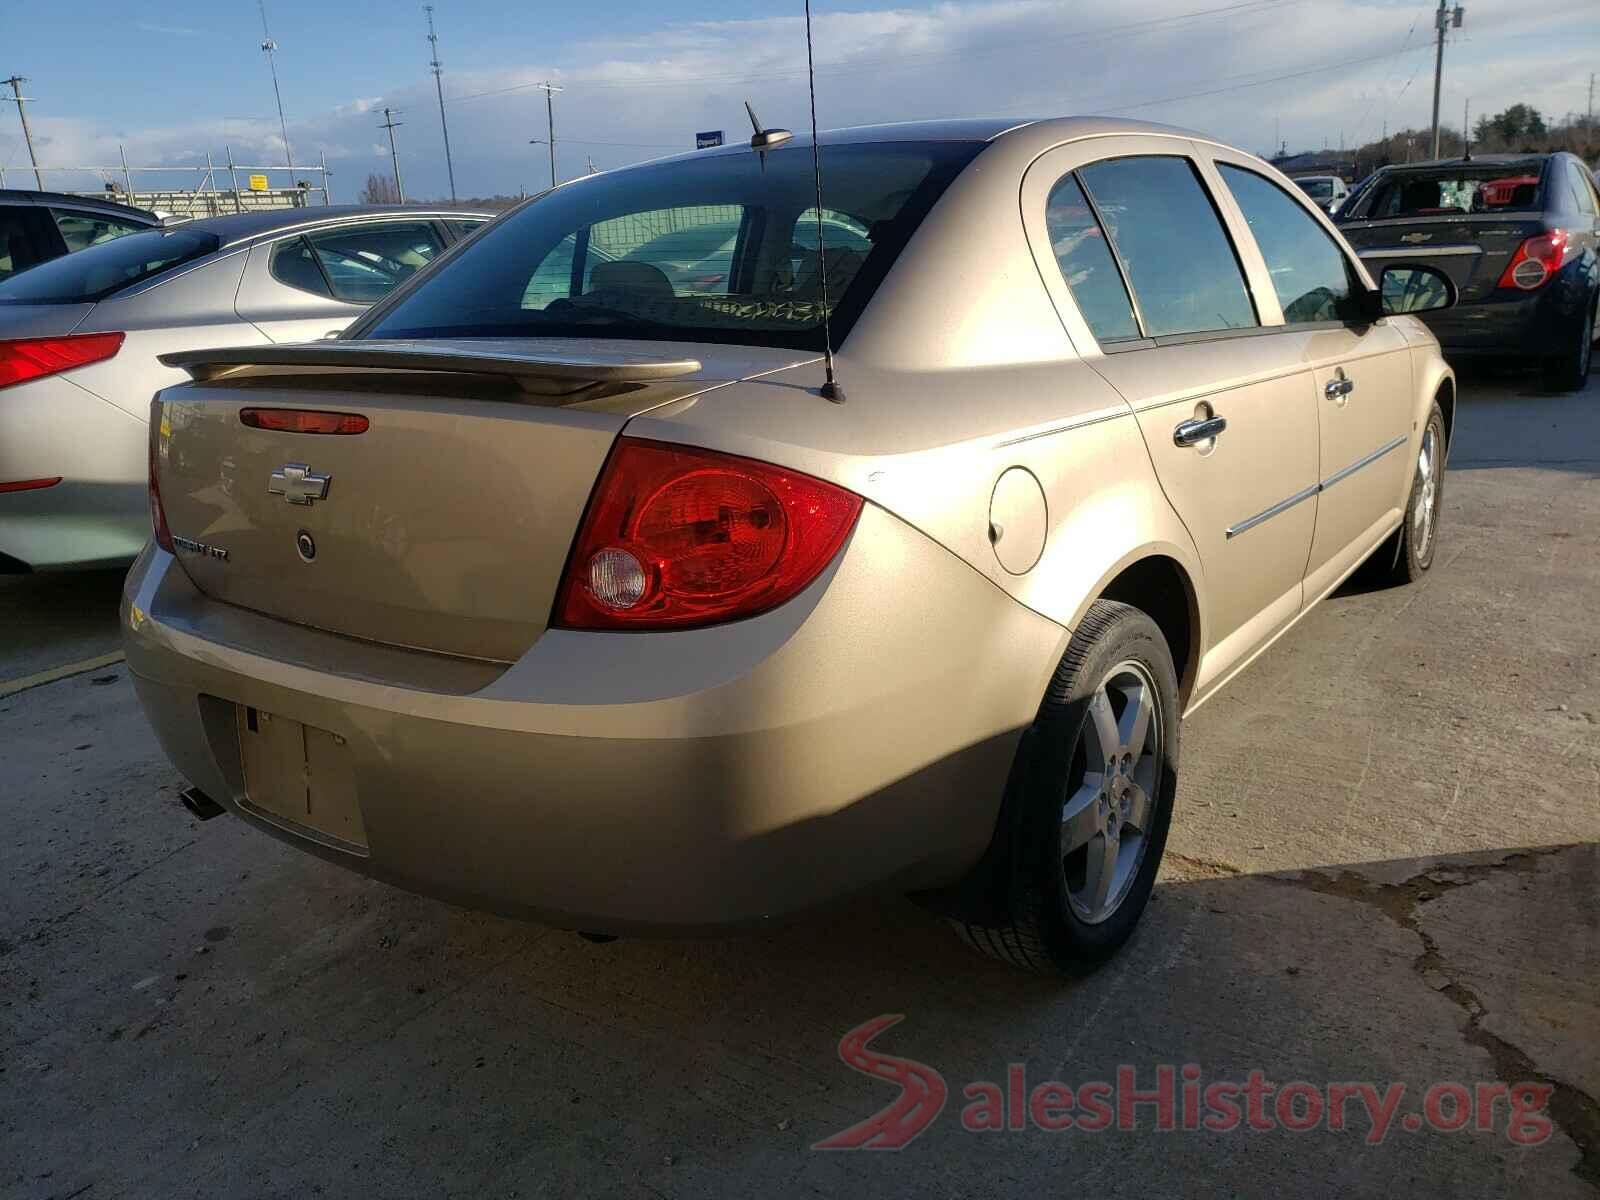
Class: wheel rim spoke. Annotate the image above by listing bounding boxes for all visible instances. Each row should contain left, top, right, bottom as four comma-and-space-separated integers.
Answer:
1060, 779, 1103, 856
1085, 687, 1120, 763
1123, 780, 1153, 833
1115, 679, 1153, 758
1082, 831, 1119, 914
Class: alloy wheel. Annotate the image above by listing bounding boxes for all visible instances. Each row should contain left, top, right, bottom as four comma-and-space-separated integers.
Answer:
1060, 660, 1163, 924
1413, 426, 1438, 559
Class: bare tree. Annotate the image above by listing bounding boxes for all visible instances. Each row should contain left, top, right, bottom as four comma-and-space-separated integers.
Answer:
359, 173, 402, 205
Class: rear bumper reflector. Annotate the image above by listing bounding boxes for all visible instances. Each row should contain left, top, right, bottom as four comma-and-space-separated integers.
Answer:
0, 477, 63, 493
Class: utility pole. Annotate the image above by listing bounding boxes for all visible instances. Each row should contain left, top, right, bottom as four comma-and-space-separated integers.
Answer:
586, 154, 597, 175
380, 108, 406, 203
2, 76, 43, 189
1588, 73, 1595, 134
425, 5, 457, 203
1429, 0, 1464, 160
258, 0, 295, 174
1462, 97, 1470, 157
533, 82, 562, 188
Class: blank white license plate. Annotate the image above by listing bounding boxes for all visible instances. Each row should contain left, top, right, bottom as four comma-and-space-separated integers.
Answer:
237, 706, 367, 852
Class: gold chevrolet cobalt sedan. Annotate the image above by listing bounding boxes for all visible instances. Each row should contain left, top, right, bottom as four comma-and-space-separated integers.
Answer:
123, 118, 1457, 975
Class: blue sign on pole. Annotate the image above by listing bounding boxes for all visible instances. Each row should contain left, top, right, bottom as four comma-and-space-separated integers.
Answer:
695, 130, 725, 149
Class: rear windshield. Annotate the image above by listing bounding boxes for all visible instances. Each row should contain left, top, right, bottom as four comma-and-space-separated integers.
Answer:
0, 226, 219, 303
361, 140, 983, 350
1352, 166, 1545, 218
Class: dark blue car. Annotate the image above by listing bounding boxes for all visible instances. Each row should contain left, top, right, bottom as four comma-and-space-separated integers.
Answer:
1335, 152, 1599, 391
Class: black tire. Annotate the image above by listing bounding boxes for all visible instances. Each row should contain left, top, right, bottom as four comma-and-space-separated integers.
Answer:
943, 600, 1180, 976
1541, 292, 1595, 393
1373, 400, 1446, 586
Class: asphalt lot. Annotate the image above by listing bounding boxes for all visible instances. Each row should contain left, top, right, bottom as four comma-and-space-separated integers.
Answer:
2, 363, 1597, 1198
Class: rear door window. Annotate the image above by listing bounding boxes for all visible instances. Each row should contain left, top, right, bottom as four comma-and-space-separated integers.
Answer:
48, 208, 149, 252
1043, 173, 1140, 343
303, 221, 444, 304
1218, 164, 1363, 325
1078, 156, 1257, 338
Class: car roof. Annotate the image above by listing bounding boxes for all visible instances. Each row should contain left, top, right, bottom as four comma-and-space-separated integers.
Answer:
638, 116, 1208, 170
0, 188, 160, 221
1373, 154, 1551, 173
164, 204, 496, 249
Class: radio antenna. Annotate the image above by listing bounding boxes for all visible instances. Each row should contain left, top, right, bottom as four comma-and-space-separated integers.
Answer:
803, 0, 844, 403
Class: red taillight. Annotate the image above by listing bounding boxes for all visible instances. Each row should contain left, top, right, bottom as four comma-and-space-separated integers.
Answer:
0, 477, 62, 493
0, 332, 124, 390
554, 437, 863, 631
240, 407, 369, 434
1497, 229, 1574, 291
148, 399, 173, 552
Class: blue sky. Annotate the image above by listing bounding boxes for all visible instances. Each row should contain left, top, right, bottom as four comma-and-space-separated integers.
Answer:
4, 0, 1597, 200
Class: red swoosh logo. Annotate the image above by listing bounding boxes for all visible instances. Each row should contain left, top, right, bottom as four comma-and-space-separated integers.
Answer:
812, 1014, 947, 1150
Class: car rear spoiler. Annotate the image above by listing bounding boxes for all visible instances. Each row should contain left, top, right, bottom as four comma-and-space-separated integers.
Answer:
159, 341, 704, 398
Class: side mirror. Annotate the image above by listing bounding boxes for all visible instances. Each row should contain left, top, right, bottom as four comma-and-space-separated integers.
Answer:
1375, 263, 1458, 316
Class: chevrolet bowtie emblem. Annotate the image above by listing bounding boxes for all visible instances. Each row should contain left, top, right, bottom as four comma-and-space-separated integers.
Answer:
268, 463, 331, 505
1400, 232, 1431, 244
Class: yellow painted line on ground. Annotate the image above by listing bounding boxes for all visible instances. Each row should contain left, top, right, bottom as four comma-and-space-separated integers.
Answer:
0, 651, 127, 700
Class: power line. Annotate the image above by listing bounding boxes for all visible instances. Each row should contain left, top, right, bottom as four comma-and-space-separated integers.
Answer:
1097, 41, 1431, 116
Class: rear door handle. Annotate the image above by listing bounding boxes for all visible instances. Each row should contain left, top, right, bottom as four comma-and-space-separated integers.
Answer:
1325, 369, 1355, 401
1173, 415, 1227, 446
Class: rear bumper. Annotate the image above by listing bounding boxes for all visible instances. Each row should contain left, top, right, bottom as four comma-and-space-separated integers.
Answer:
1420, 271, 1592, 358
122, 505, 1066, 933
0, 374, 149, 569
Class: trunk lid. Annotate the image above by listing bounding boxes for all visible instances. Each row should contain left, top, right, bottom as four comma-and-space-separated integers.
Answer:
153, 339, 813, 661
1339, 215, 1546, 303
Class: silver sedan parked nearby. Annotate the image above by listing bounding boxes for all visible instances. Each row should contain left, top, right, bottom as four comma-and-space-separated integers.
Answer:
0, 205, 490, 570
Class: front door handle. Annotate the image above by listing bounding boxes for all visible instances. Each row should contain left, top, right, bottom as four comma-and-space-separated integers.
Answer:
1325, 369, 1355, 401
1173, 415, 1227, 447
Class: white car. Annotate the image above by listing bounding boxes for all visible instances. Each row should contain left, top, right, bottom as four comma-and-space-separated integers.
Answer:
0, 205, 488, 570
